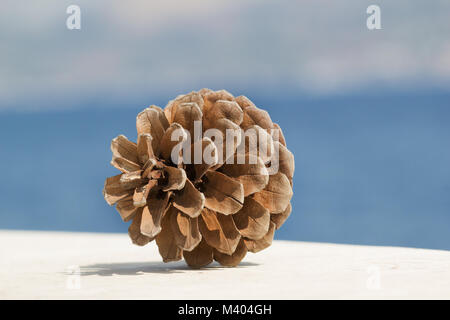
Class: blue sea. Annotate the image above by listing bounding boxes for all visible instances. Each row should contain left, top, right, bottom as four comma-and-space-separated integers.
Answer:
1, 90, 449, 250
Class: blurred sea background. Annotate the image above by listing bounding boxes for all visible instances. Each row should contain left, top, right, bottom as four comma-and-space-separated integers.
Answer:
1, 1, 449, 250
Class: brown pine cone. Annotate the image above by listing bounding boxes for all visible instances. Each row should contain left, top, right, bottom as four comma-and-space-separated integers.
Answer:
103, 89, 294, 268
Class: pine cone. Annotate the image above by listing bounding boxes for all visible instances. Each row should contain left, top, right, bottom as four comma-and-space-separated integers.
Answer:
103, 89, 294, 268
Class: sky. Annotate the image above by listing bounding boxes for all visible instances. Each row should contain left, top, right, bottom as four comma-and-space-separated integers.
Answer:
1, 0, 449, 110
1, 1, 450, 250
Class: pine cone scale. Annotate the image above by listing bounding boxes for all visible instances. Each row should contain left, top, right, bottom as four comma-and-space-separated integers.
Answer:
252, 172, 293, 214
213, 239, 247, 267
140, 205, 164, 238
232, 197, 270, 241
198, 208, 241, 256
244, 221, 276, 253
115, 195, 138, 222
220, 153, 269, 197
202, 171, 244, 215
111, 156, 141, 174
137, 133, 155, 164
169, 207, 202, 252
156, 212, 183, 262
128, 209, 152, 246
160, 166, 186, 192
111, 135, 139, 165
103, 174, 134, 206
183, 239, 213, 268
271, 203, 292, 230
172, 179, 205, 218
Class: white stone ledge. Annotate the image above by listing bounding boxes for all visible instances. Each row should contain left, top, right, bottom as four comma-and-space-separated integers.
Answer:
1, 230, 449, 299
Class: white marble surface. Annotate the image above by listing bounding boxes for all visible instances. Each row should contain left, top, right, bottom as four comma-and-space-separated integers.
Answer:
1, 230, 449, 299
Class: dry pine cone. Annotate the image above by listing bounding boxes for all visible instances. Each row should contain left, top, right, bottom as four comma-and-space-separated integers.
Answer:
103, 89, 294, 268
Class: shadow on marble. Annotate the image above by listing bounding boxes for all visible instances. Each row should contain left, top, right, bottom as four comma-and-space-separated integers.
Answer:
79, 261, 259, 276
